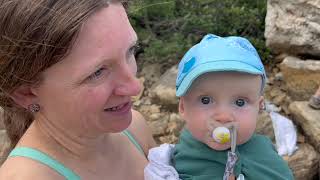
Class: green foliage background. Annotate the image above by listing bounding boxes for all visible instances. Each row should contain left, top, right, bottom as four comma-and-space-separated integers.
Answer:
128, 0, 271, 70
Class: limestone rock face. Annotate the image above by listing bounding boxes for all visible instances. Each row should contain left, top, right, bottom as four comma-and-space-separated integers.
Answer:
148, 113, 169, 137
256, 111, 275, 142
289, 101, 320, 151
280, 56, 320, 100
149, 65, 178, 107
284, 143, 319, 180
265, 0, 320, 57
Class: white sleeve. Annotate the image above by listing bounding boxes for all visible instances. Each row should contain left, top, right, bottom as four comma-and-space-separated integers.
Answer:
144, 144, 180, 180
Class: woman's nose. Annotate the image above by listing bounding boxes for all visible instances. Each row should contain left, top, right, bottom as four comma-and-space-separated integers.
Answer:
114, 65, 142, 96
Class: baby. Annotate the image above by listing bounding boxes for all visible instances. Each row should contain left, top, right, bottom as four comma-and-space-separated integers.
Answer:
172, 34, 294, 180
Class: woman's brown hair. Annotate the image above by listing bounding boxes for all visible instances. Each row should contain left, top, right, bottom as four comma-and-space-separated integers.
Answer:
0, 0, 125, 151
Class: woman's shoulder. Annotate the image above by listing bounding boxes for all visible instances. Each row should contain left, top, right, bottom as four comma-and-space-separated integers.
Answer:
0, 156, 64, 180
127, 109, 156, 155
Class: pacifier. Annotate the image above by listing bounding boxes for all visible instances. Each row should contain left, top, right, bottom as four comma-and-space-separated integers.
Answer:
211, 126, 230, 144
207, 119, 237, 145
205, 114, 239, 151
206, 117, 239, 180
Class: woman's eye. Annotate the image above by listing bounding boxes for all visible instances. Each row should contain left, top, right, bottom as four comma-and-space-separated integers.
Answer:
235, 99, 246, 107
88, 67, 106, 80
200, 96, 212, 105
129, 44, 140, 57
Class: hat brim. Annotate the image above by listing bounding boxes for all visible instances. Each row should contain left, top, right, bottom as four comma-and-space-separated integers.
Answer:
176, 60, 264, 97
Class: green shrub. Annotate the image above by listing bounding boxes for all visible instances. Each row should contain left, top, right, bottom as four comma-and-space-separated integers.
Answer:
128, 0, 270, 68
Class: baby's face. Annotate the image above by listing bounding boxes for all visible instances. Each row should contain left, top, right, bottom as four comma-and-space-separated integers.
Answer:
179, 72, 264, 150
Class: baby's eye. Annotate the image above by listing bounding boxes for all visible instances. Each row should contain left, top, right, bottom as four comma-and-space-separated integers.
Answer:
235, 99, 246, 107
200, 96, 212, 105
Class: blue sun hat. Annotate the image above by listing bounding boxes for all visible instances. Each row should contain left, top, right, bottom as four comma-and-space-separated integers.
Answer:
176, 34, 266, 97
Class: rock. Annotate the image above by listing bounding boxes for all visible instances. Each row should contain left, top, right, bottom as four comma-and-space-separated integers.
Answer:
284, 143, 319, 180
272, 66, 281, 74
282, 104, 291, 116
139, 102, 162, 118
0, 130, 10, 165
272, 93, 287, 106
139, 104, 152, 116
274, 72, 284, 81
267, 77, 275, 85
274, 53, 289, 64
150, 65, 178, 106
269, 87, 283, 98
167, 113, 185, 135
159, 134, 178, 144
283, 96, 293, 115
279, 84, 288, 92
133, 100, 142, 107
146, 105, 163, 121
263, 84, 272, 99
280, 56, 320, 100
265, 0, 320, 57
144, 98, 152, 105
140, 63, 161, 87
147, 113, 169, 136
167, 121, 181, 135
297, 133, 306, 143
169, 113, 181, 123
289, 101, 320, 151
149, 104, 161, 114
265, 101, 281, 112
256, 111, 275, 142
149, 113, 162, 121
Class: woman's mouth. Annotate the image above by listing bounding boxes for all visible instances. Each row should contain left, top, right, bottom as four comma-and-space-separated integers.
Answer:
104, 102, 131, 115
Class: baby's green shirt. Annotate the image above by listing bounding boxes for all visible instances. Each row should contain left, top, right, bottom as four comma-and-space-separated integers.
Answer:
173, 129, 294, 180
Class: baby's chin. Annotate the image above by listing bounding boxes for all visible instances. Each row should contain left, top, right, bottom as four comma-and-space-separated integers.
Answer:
205, 141, 231, 151
204, 139, 248, 151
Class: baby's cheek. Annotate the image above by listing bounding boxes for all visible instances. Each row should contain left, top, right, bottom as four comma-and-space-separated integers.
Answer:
186, 116, 208, 137
237, 121, 256, 144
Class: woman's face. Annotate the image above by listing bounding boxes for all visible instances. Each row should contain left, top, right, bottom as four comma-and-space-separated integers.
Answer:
34, 3, 141, 136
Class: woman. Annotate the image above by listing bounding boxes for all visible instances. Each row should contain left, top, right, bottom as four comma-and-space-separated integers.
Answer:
0, 0, 155, 179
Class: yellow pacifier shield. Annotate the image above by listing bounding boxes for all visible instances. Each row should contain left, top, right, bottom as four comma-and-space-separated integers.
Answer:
212, 126, 230, 144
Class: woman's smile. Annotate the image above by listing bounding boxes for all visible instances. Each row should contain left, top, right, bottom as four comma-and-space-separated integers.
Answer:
104, 101, 132, 116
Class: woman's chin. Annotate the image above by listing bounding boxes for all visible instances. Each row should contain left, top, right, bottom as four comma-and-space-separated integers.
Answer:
97, 114, 132, 133
109, 118, 132, 133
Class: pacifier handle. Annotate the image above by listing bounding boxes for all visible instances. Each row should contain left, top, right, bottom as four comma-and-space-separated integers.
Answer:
230, 125, 237, 153
223, 125, 238, 180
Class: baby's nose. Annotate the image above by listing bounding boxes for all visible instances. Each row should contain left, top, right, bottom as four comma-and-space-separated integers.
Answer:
214, 112, 235, 124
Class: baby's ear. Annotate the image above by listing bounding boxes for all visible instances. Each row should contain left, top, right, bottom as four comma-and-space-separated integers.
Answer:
258, 96, 265, 112
178, 97, 186, 117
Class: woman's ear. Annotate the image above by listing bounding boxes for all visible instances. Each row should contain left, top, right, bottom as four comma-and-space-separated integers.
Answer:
258, 96, 265, 112
10, 84, 38, 109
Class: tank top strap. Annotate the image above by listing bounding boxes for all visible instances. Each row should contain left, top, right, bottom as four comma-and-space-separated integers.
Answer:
122, 129, 145, 156
9, 147, 80, 180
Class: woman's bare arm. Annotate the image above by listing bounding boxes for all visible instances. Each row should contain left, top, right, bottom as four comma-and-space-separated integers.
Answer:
128, 109, 157, 156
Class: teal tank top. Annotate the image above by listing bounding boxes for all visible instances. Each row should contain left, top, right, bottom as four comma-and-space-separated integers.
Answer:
8, 130, 144, 180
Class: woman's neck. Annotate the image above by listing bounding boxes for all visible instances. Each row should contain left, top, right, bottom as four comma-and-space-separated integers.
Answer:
16, 117, 147, 179
19, 118, 119, 162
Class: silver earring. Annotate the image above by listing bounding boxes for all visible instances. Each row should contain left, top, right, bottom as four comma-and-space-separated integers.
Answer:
28, 104, 40, 113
